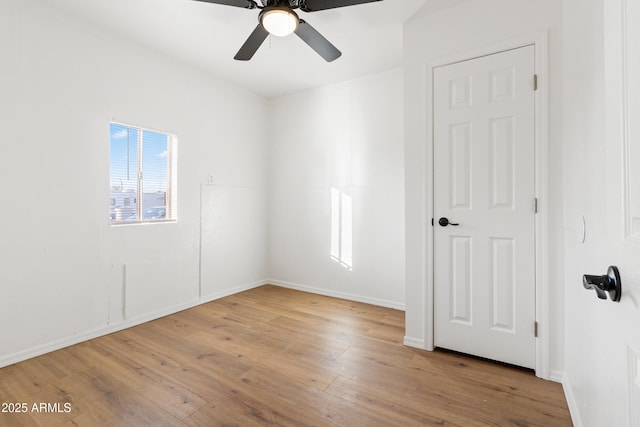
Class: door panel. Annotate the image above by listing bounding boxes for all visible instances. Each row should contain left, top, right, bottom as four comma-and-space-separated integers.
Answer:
434, 46, 536, 369
450, 235, 472, 324
490, 237, 515, 331
490, 117, 515, 209
450, 123, 472, 209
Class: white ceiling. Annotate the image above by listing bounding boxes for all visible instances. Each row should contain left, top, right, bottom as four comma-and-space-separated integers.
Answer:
39, 0, 429, 98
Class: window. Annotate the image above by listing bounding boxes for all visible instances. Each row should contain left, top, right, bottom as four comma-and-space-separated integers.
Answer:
109, 122, 177, 224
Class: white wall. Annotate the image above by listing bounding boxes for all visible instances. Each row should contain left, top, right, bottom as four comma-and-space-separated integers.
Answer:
403, 0, 564, 377
0, 0, 269, 366
562, 0, 640, 425
268, 69, 406, 308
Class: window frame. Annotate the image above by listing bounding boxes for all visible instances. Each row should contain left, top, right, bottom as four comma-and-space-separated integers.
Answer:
109, 121, 178, 225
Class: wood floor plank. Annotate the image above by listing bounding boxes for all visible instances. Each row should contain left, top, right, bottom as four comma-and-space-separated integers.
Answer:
0, 285, 572, 426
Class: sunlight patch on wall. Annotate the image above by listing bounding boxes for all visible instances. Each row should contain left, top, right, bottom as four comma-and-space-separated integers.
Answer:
331, 188, 353, 270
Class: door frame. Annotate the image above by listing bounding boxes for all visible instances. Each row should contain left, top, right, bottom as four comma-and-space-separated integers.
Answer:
423, 33, 552, 379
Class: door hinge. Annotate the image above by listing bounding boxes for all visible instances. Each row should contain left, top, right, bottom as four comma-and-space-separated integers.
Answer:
533, 198, 538, 213
533, 74, 538, 91
534, 321, 539, 337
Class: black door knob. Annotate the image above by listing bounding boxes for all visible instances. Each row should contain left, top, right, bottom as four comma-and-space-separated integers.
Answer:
438, 217, 459, 227
583, 266, 622, 302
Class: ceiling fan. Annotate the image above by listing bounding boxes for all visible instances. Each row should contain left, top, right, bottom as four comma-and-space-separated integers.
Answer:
193, 0, 383, 62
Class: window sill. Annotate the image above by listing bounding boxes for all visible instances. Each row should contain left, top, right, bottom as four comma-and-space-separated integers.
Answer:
109, 219, 177, 227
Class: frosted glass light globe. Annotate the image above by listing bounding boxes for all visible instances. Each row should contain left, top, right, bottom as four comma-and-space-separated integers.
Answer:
261, 9, 298, 37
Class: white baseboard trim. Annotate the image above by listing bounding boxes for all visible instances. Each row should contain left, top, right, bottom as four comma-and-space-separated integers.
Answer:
562, 375, 582, 427
266, 279, 405, 311
0, 279, 267, 369
548, 369, 565, 384
403, 336, 426, 349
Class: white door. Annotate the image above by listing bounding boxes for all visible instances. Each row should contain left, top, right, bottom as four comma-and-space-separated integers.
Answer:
596, 1, 640, 423
433, 46, 536, 369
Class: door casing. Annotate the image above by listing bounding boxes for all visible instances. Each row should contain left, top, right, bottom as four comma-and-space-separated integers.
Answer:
433, 45, 536, 369
422, 33, 552, 379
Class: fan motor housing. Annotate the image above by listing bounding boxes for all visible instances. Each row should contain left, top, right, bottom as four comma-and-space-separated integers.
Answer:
261, 0, 299, 7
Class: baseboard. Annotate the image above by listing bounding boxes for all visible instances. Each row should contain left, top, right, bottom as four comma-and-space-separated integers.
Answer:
562, 375, 583, 427
403, 336, 426, 349
548, 369, 565, 384
0, 279, 267, 369
267, 279, 405, 311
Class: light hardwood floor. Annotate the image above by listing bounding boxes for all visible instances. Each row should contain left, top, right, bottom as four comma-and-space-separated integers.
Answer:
0, 285, 572, 426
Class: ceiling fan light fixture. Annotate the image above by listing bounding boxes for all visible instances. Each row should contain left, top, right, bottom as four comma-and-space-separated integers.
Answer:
260, 7, 298, 37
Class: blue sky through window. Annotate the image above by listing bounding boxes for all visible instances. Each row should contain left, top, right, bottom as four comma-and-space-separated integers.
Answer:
110, 124, 168, 193
110, 124, 138, 193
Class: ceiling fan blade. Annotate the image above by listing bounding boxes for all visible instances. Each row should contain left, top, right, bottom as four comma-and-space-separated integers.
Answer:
192, 0, 257, 9
294, 20, 341, 62
234, 24, 269, 61
300, 0, 382, 12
